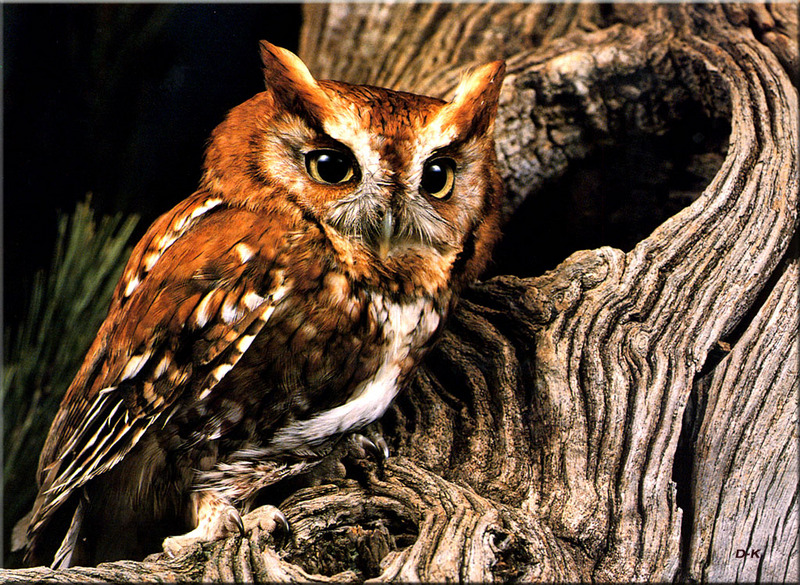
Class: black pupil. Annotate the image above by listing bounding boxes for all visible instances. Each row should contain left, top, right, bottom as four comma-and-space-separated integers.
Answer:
315, 151, 351, 183
422, 161, 449, 194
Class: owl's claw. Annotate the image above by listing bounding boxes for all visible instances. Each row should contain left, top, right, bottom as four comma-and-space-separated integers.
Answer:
163, 539, 197, 559
276, 509, 290, 535
162, 499, 291, 558
242, 505, 290, 548
354, 433, 390, 464
347, 428, 390, 482
226, 506, 245, 537
242, 505, 288, 533
350, 421, 390, 467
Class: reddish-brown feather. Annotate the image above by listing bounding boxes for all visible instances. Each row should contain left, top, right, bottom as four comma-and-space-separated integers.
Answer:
27, 202, 295, 560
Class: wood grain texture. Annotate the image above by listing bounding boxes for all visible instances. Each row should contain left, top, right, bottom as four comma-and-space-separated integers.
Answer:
3, 2, 796, 582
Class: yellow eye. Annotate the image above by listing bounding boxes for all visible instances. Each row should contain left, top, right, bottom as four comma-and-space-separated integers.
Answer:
421, 157, 456, 200
305, 150, 356, 184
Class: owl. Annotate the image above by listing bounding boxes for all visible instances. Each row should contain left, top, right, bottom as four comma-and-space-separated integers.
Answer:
21, 41, 505, 568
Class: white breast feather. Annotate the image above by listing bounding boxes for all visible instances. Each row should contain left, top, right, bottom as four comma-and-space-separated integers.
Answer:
268, 295, 439, 453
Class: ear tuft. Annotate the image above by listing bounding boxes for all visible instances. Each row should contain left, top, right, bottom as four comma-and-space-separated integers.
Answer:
259, 41, 318, 91
444, 60, 506, 137
259, 41, 327, 120
451, 60, 506, 109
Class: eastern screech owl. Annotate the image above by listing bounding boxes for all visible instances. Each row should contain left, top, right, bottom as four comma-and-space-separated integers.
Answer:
23, 42, 505, 567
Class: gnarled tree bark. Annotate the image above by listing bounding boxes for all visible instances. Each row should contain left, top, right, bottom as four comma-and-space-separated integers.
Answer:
3, 2, 797, 582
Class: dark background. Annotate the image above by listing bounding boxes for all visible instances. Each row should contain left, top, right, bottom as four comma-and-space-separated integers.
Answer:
3, 3, 303, 334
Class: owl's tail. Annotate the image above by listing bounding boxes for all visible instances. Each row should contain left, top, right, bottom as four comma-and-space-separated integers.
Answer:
50, 492, 87, 569
17, 490, 87, 569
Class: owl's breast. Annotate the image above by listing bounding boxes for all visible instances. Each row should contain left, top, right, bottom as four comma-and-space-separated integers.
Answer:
265, 290, 444, 454
187, 261, 447, 459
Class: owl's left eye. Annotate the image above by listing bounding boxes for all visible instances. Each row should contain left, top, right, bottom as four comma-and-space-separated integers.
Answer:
305, 150, 356, 185
421, 157, 456, 200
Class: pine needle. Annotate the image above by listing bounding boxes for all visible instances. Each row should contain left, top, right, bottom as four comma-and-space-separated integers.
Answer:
2, 197, 139, 547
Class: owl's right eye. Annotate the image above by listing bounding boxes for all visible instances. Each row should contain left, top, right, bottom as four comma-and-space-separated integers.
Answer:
305, 150, 357, 185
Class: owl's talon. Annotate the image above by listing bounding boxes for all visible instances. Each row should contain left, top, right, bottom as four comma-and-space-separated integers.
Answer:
164, 542, 176, 559
372, 434, 390, 463
275, 509, 290, 536
242, 504, 289, 534
242, 504, 290, 548
354, 433, 389, 464
225, 507, 245, 537
273, 509, 291, 549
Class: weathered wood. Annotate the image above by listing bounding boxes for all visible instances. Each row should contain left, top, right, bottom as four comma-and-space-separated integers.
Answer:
3, 2, 796, 582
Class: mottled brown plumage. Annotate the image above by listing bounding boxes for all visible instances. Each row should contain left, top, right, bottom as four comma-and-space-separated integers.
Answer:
23, 42, 505, 567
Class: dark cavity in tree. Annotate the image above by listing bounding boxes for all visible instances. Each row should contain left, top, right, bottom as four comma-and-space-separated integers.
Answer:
488, 87, 731, 279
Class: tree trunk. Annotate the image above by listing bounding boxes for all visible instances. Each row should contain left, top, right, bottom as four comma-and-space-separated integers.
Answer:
3, 2, 796, 582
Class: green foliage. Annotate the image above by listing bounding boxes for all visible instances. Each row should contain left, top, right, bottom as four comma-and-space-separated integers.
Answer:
2, 198, 139, 559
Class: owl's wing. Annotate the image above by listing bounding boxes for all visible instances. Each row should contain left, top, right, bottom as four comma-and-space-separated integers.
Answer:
28, 193, 291, 549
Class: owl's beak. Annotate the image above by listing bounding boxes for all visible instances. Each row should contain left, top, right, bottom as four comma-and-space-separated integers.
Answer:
377, 209, 394, 259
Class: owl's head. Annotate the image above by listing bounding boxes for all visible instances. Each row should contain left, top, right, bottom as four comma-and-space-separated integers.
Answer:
201, 42, 505, 288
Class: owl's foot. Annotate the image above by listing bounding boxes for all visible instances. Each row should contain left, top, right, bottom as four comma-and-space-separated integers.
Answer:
346, 425, 390, 483
350, 421, 390, 464
243, 504, 289, 536
351, 431, 390, 465
163, 492, 244, 558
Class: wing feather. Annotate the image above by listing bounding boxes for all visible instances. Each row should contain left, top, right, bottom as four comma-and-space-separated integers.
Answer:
27, 196, 292, 553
